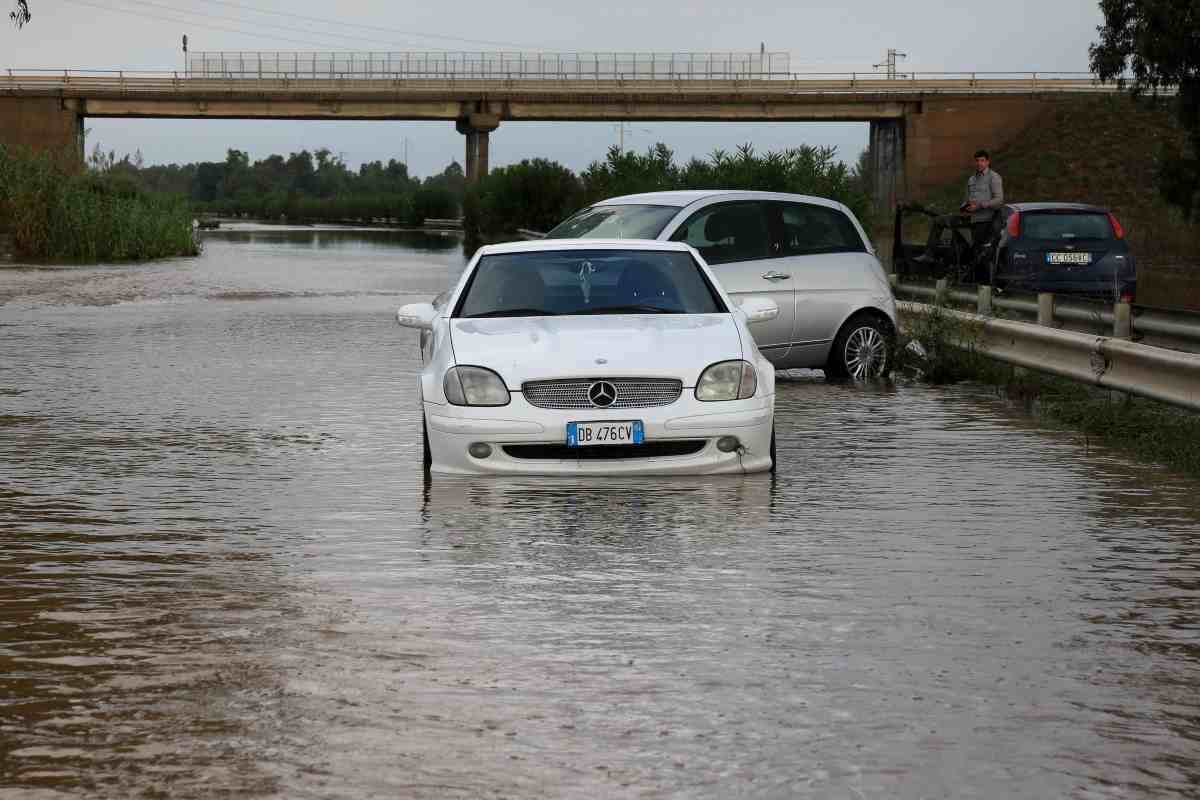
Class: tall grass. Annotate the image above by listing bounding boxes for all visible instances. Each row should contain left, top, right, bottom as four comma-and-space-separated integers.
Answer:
0, 146, 198, 261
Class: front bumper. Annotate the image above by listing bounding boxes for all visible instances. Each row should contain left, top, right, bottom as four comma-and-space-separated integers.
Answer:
424, 392, 774, 476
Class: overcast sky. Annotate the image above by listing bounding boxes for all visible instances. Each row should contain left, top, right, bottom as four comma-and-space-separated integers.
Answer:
4, 0, 1106, 177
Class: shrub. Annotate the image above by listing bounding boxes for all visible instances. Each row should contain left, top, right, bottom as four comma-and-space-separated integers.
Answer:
468, 159, 581, 235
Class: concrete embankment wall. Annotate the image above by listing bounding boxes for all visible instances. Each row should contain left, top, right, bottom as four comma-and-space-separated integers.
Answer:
0, 97, 83, 158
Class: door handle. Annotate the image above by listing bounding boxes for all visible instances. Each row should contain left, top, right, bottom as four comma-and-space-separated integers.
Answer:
761, 271, 791, 281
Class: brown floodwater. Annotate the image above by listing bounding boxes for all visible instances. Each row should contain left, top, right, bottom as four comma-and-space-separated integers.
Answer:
2, 224, 1199, 798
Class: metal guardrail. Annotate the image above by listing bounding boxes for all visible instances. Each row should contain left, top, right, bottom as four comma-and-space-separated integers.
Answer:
899, 301, 1200, 412
421, 217, 463, 229
893, 279, 1200, 354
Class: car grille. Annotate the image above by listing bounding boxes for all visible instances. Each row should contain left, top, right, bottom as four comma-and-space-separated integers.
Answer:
521, 378, 683, 410
502, 441, 707, 460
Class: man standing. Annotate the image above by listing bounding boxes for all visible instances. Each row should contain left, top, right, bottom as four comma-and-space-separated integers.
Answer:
915, 149, 1004, 268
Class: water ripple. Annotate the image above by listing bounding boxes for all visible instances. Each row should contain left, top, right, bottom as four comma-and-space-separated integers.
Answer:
1, 231, 1198, 798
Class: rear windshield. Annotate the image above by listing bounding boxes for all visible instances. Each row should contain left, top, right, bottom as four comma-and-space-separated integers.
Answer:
545, 204, 679, 240
1021, 212, 1114, 240
454, 249, 726, 318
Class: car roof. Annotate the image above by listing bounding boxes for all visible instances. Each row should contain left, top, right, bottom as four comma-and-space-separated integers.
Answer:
474, 238, 694, 256
1009, 202, 1111, 213
593, 189, 849, 212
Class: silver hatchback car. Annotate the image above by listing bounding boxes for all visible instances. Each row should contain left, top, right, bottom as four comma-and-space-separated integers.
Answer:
546, 190, 898, 378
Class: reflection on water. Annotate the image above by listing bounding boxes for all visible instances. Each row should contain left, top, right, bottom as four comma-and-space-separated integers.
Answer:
1, 226, 1199, 798
206, 223, 465, 254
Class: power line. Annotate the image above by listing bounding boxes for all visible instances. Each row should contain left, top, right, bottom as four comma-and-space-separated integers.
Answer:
61, 0, 362, 49
104, 0, 431, 50
186, 0, 541, 50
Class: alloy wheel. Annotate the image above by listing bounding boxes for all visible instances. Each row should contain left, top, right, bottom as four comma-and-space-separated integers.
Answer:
843, 326, 888, 379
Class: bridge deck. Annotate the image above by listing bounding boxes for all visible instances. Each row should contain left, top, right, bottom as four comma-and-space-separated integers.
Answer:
2, 73, 1115, 97
0, 73, 1123, 121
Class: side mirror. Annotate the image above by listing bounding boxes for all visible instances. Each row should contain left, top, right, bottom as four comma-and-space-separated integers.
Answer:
735, 296, 779, 324
396, 302, 438, 330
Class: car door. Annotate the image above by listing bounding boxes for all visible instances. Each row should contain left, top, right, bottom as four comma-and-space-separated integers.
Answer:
664, 201, 796, 364
768, 201, 873, 367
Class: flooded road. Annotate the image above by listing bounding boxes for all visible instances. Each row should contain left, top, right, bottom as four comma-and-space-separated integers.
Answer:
2, 225, 1199, 798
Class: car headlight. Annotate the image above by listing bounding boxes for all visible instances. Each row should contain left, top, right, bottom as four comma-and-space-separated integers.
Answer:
695, 360, 757, 401
443, 366, 510, 406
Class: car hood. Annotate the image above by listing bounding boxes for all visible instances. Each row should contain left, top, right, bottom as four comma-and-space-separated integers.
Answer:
449, 314, 743, 388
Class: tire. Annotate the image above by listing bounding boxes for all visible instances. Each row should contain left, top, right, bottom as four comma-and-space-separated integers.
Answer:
422, 414, 432, 472
826, 314, 894, 380
769, 425, 777, 474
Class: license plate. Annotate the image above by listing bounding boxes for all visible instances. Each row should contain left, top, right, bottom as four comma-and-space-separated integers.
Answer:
1046, 252, 1092, 265
566, 420, 644, 447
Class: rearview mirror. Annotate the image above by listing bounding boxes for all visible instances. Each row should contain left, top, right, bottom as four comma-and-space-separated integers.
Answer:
396, 302, 438, 330
735, 296, 779, 324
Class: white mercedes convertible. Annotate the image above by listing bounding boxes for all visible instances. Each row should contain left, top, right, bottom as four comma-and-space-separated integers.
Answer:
396, 239, 777, 476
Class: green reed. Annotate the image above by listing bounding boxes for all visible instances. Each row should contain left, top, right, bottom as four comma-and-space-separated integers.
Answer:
0, 146, 199, 262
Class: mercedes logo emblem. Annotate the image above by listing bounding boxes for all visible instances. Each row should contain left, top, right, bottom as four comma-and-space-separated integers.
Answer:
587, 381, 617, 408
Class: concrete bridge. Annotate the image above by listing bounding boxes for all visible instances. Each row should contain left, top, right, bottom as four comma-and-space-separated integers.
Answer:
0, 52, 1122, 208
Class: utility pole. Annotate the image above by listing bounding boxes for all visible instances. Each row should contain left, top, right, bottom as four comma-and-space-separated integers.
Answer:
181, 34, 188, 75
616, 122, 652, 153
874, 48, 907, 79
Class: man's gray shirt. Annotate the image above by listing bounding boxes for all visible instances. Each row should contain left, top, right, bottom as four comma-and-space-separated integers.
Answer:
965, 168, 1003, 222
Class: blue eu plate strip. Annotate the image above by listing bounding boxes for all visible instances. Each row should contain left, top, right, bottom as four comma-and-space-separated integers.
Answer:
565, 421, 645, 447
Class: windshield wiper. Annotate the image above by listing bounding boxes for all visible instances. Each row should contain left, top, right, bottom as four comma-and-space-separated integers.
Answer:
465, 308, 559, 318
577, 304, 685, 315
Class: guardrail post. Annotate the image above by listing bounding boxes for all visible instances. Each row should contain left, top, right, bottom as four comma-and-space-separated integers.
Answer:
935, 278, 948, 306
1037, 292, 1055, 326
1113, 301, 1132, 339
977, 284, 993, 316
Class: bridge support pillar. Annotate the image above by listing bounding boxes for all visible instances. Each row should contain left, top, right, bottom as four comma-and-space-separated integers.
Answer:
0, 97, 84, 161
456, 112, 500, 184
868, 118, 905, 214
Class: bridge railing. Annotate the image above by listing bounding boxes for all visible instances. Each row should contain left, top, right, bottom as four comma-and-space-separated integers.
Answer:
185, 51, 795, 80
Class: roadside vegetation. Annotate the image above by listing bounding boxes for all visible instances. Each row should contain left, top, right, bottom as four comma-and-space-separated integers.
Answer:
104, 141, 867, 236
465, 143, 868, 237
124, 147, 460, 225
899, 304, 1200, 477
0, 145, 198, 261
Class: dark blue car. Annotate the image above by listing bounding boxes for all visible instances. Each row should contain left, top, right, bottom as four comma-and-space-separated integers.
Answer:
991, 203, 1135, 301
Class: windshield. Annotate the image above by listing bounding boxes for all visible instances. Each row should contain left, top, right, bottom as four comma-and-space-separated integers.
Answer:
545, 204, 679, 240
1021, 212, 1115, 240
454, 249, 726, 318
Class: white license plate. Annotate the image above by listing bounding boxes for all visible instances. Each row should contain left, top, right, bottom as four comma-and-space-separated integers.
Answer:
1046, 252, 1092, 265
566, 420, 644, 447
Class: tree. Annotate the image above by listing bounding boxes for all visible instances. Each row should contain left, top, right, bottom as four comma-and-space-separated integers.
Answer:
10, 0, 30, 27
467, 158, 581, 234
1090, 0, 1200, 216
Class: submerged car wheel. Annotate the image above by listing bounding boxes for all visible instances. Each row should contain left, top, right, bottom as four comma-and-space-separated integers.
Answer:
827, 314, 893, 380
422, 414, 432, 472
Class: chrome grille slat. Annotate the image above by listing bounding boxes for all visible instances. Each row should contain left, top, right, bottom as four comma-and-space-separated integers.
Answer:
522, 378, 683, 409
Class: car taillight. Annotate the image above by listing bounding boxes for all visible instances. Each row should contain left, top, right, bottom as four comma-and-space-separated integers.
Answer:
1120, 290, 1135, 304
1108, 212, 1125, 239
1006, 210, 1021, 237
